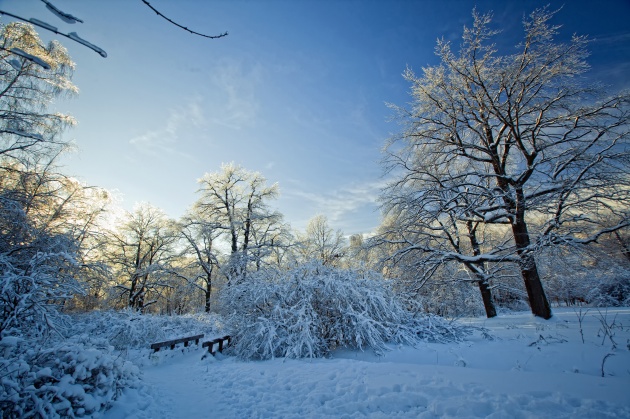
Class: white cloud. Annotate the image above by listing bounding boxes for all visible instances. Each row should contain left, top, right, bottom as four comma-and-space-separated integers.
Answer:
129, 98, 206, 159
207, 59, 263, 130
286, 179, 386, 230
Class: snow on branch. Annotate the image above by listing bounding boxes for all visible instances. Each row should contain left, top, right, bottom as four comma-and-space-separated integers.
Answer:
66, 32, 106, 57
536, 220, 630, 249
7, 47, 51, 70
40, 0, 84, 24
1, 128, 45, 141
140, 0, 228, 39
0, 10, 107, 57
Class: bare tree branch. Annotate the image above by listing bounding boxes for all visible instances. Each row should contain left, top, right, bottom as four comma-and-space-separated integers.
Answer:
140, 0, 228, 39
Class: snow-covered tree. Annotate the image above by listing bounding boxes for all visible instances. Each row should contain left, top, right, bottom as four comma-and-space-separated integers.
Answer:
382, 7, 630, 319
0, 192, 81, 338
0, 21, 113, 334
246, 212, 294, 271
0, 157, 111, 314
194, 163, 283, 283
375, 171, 504, 318
105, 204, 178, 312
178, 214, 224, 313
0, 21, 77, 164
297, 214, 346, 266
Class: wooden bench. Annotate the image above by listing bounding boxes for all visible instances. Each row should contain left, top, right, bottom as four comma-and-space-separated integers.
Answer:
202, 335, 231, 355
150, 334, 204, 352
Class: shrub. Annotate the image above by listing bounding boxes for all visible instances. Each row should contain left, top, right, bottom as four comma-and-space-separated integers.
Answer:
0, 336, 139, 418
221, 262, 472, 360
588, 275, 630, 307
69, 310, 224, 350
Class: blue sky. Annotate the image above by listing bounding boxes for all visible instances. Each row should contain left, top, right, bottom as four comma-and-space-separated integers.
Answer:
1, 0, 629, 235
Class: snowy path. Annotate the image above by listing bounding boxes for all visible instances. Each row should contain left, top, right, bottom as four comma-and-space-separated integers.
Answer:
107, 354, 630, 418
104, 308, 630, 418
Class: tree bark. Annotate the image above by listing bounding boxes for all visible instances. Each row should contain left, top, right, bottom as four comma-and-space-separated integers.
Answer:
477, 279, 497, 318
204, 272, 212, 313
511, 218, 552, 319
495, 177, 551, 319
466, 220, 497, 318
614, 231, 630, 263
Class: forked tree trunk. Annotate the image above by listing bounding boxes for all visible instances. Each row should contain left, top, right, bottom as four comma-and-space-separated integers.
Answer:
495, 176, 552, 319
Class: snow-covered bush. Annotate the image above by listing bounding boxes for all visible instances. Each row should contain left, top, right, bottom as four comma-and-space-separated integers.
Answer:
0, 194, 83, 339
412, 279, 487, 318
221, 262, 471, 360
587, 275, 630, 307
407, 311, 475, 343
69, 310, 224, 351
0, 336, 139, 418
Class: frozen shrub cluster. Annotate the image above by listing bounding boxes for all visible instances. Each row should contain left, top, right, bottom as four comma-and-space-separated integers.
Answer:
407, 312, 475, 343
587, 275, 630, 308
0, 336, 139, 418
69, 310, 224, 350
222, 262, 473, 360
0, 195, 83, 340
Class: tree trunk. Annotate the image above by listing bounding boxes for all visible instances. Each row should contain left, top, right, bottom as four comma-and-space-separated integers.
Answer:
129, 274, 139, 309
614, 231, 630, 263
204, 272, 212, 313
477, 279, 497, 318
497, 181, 552, 319
511, 219, 552, 319
466, 220, 497, 318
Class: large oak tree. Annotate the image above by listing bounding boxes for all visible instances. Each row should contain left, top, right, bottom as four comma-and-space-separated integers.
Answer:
381, 8, 630, 319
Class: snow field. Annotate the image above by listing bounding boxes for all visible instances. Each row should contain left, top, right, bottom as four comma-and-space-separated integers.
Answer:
103, 308, 630, 418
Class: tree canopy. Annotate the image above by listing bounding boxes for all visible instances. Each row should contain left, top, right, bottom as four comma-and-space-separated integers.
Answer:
378, 7, 630, 319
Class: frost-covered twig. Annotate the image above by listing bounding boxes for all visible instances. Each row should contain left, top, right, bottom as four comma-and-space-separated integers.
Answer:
601, 353, 615, 377
595, 309, 619, 349
528, 334, 567, 348
574, 307, 589, 344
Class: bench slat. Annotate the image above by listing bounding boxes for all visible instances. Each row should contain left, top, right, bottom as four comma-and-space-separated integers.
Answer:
150, 334, 205, 351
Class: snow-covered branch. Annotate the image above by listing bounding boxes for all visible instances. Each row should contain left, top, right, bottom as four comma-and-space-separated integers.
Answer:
0, 9, 106, 57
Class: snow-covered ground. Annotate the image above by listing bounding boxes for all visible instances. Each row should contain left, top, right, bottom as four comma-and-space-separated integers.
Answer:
103, 308, 630, 418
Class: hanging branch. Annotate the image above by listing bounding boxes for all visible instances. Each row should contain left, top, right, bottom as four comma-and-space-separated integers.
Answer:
0, 9, 107, 57
140, 0, 228, 39
39, 0, 83, 24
